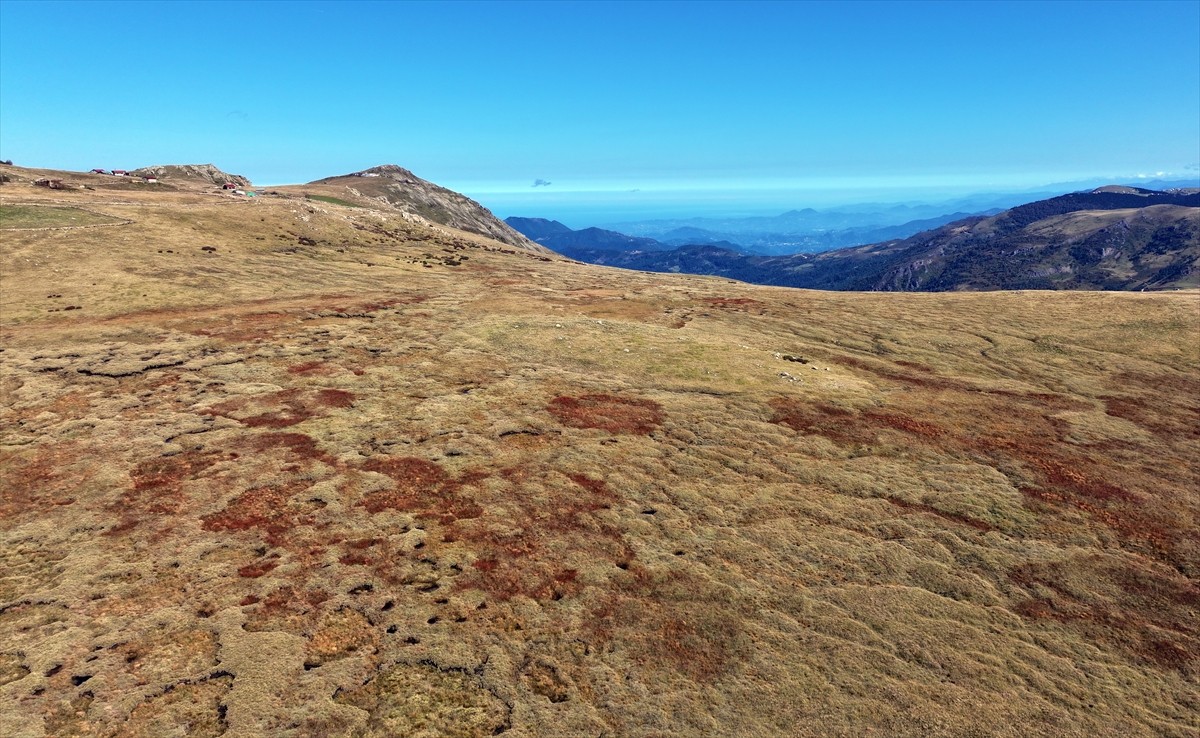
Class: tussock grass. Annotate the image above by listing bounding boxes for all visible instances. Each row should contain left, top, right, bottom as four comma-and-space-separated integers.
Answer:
0, 204, 124, 229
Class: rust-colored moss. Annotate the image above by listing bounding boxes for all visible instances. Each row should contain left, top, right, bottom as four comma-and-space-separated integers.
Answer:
547, 394, 664, 434
200, 481, 313, 546
358, 457, 449, 513
1008, 557, 1199, 672
451, 471, 626, 603
237, 560, 279, 578
204, 388, 355, 429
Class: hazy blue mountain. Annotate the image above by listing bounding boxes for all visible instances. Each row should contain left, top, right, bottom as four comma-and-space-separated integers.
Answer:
504, 218, 674, 252
555, 187, 1200, 292
503, 217, 573, 241
602, 177, 1200, 255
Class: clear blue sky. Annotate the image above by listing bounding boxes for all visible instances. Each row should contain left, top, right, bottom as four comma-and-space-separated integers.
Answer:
2, 0, 1197, 221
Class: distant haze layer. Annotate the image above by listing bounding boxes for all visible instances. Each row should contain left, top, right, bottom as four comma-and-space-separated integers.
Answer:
465, 177, 1196, 229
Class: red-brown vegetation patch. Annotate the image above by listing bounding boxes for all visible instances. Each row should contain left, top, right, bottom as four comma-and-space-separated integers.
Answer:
863, 411, 945, 438
325, 295, 428, 314
767, 398, 874, 445
1009, 556, 1200, 672
452, 471, 626, 603
700, 297, 765, 312
287, 360, 336, 376
771, 389, 1195, 574
200, 480, 316, 547
203, 388, 355, 429
249, 432, 339, 466
0, 444, 93, 521
587, 568, 746, 682
107, 449, 229, 535
833, 355, 1091, 411
886, 497, 995, 532
831, 354, 969, 392
237, 559, 280, 578
547, 394, 664, 434
244, 585, 331, 634
358, 457, 450, 513
1102, 393, 1200, 440
893, 360, 936, 372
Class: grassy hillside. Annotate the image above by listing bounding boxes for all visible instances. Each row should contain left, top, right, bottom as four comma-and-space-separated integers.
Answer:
1, 165, 1197, 737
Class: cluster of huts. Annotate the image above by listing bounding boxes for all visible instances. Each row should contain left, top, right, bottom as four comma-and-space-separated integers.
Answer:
90, 169, 157, 183
220, 182, 257, 197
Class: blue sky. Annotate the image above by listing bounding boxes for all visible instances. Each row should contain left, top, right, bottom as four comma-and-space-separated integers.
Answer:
1, 0, 1197, 223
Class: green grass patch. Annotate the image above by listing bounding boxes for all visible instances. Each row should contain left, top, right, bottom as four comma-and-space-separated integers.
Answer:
304, 194, 362, 208
0, 204, 124, 229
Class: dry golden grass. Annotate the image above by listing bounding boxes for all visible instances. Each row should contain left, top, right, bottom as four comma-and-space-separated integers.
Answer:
1, 166, 1198, 737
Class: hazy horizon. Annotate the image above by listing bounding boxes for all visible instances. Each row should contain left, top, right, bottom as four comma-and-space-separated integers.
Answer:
2, 0, 1197, 227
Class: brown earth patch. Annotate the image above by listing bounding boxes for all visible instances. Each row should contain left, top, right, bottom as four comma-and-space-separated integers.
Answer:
547, 394, 663, 434
700, 297, 765, 312
588, 567, 746, 683
244, 585, 332, 634
886, 497, 995, 532
108, 449, 228, 535
202, 387, 355, 428
0, 443, 94, 521
200, 480, 319, 547
770, 392, 1195, 574
1009, 555, 1200, 673
452, 472, 626, 603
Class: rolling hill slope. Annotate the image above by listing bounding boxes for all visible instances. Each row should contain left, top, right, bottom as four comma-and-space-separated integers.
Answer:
305, 165, 542, 251
1, 163, 1198, 738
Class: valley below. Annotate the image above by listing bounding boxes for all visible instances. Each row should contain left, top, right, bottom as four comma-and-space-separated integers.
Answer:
1, 165, 1198, 737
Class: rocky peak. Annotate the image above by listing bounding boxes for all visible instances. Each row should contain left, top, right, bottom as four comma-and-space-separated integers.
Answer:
130, 163, 251, 187
313, 165, 544, 252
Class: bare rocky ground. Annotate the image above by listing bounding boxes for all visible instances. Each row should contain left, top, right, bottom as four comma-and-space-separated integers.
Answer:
1, 165, 1197, 737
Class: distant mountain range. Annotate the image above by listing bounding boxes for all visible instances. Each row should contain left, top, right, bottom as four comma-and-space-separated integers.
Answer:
602, 207, 1001, 254
525, 187, 1199, 291
594, 178, 1200, 255
504, 217, 676, 253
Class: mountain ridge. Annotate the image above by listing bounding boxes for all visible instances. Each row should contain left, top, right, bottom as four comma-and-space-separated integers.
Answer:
308, 164, 543, 251
551, 187, 1200, 291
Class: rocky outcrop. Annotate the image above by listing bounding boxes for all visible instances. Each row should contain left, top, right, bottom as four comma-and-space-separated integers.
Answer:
130, 163, 251, 187
313, 165, 543, 252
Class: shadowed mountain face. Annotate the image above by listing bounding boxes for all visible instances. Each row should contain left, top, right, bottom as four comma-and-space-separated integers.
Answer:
505, 217, 673, 253
1, 162, 1198, 738
311, 165, 542, 251
503, 216, 573, 241
554, 188, 1200, 291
